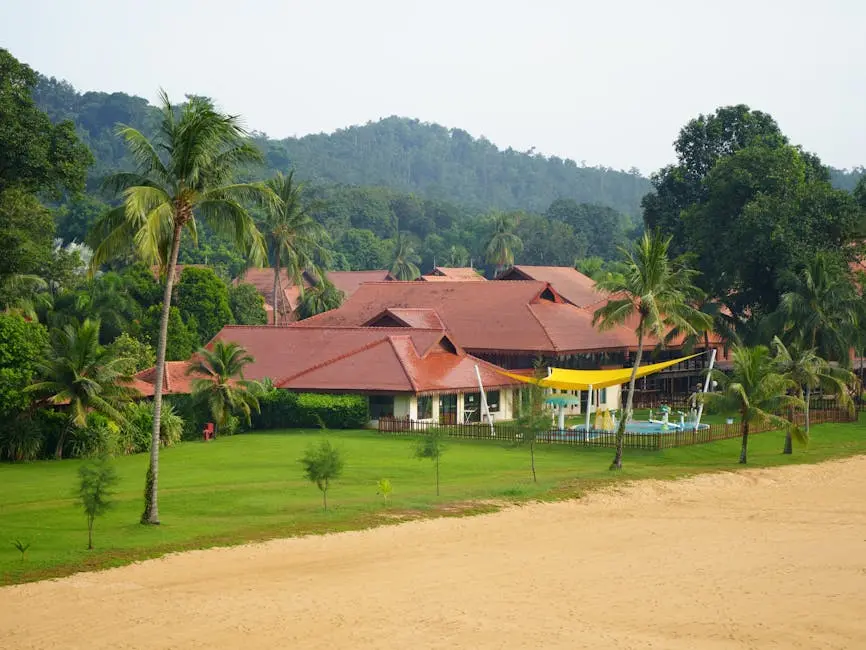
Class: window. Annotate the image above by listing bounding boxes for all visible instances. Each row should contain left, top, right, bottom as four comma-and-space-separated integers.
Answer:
418, 395, 433, 420
599, 388, 608, 404
439, 394, 457, 424
487, 390, 500, 412
369, 395, 395, 419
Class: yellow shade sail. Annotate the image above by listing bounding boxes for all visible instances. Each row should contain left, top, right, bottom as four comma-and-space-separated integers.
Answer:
498, 353, 702, 390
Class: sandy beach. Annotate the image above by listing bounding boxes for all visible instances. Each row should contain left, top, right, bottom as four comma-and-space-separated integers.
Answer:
2, 457, 865, 649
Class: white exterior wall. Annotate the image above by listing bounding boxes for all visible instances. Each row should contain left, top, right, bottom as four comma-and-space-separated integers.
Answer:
393, 395, 414, 419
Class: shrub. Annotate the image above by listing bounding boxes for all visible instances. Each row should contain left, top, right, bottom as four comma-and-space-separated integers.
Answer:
68, 413, 119, 459
0, 418, 44, 461
253, 390, 368, 430
119, 402, 185, 454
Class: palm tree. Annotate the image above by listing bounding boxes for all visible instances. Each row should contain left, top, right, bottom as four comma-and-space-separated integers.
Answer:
773, 253, 859, 363
390, 233, 421, 281
772, 337, 856, 453
486, 212, 522, 277
186, 341, 261, 436
702, 345, 803, 464
258, 171, 330, 326
593, 232, 711, 470
26, 319, 134, 459
298, 279, 344, 320
89, 93, 270, 525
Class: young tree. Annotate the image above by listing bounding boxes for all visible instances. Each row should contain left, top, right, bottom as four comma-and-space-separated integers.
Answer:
258, 171, 331, 326
772, 337, 856, 452
593, 232, 711, 470
300, 440, 345, 510
702, 345, 804, 464
485, 212, 522, 276
77, 456, 118, 550
186, 341, 261, 436
415, 428, 446, 495
27, 319, 134, 458
89, 93, 271, 525
515, 368, 551, 483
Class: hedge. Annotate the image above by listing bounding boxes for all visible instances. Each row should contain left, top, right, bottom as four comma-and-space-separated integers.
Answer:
252, 390, 369, 430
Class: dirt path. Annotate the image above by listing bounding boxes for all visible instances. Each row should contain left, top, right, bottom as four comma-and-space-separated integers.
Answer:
2, 458, 866, 649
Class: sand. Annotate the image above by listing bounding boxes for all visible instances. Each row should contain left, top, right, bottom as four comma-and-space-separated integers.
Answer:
2, 458, 866, 650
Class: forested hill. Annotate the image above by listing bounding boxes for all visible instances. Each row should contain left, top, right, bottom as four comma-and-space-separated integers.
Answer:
34, 76, 650, 217
254, 118, 650, 216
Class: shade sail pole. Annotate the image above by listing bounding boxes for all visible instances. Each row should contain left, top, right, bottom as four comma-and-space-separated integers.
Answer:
585, 384, 593, 433
474, 364, 495, 436
694, 349, 716, 430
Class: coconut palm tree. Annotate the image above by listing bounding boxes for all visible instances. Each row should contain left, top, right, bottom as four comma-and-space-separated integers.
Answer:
298, 279, 344, 320
702, 345, 803, 464
593, 231, 712, 470
26, 319, 135, 459
186, 341, 261, 436
486, 212, 522, 277
772, 337, 856, 453
773, 253, 859, 363
88, 92, 270, 525
258, 171, 330, 325
390, 233, 421, 281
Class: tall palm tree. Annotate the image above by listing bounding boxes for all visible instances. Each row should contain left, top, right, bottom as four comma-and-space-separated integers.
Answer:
88, 92, 270, 525
258, 171, 330, 326
702, 345, 803, 464
593, 232, 711, 470
26, 319, 134, 459
486, 212, 522, 277
772, 337, 856, 453
390, 233, 421, 281
186, 341, 261, 436
773, 253, 859, 363
298, 279, 344, 320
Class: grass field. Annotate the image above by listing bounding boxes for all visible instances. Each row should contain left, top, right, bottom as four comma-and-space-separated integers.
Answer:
1, 418, 864, 585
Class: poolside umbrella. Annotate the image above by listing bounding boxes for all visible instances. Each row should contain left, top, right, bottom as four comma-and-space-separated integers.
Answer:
544, 395, 581, 429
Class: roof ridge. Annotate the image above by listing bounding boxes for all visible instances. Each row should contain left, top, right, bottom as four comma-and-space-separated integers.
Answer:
526, 302, 558, 352
273, 337, 394, 387
386, 336, 421, 393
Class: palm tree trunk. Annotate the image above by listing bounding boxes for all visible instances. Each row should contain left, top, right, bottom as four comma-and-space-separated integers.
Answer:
804, 385, 811, 434
611, 327, 644, 470
271, 256, 281, 327
55, 419, 72, 459
739, 413, 749, 464
141, 221, 183, 525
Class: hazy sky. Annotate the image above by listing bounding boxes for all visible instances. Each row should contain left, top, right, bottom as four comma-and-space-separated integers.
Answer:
3, 0, 865, 174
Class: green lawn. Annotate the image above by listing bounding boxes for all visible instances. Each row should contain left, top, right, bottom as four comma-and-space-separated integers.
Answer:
1, 419, 864, 585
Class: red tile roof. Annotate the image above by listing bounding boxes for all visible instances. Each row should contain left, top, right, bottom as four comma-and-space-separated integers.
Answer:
367, 308, 447, 330
134, 361, 207, 397
234, 269, 392, 324
297, 281, 638, 354
134, 325, 519, 396
419, 267, 486, 281
497, 265, 604, 307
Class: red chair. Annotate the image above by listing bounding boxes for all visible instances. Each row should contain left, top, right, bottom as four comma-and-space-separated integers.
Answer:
202, 422, 215, 441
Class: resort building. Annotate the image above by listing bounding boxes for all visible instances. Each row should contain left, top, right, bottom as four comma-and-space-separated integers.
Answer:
135, 325, 522, 426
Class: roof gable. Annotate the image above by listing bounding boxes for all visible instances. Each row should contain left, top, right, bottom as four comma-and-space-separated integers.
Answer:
499, 265, 605, 308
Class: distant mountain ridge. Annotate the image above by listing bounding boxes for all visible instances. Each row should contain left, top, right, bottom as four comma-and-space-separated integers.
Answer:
32, 75, 864, 219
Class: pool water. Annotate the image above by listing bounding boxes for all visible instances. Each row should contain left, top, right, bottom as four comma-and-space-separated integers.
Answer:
570, 421, 710, 435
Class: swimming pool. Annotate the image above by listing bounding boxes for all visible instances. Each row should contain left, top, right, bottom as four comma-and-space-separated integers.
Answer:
561, 421, 710, 437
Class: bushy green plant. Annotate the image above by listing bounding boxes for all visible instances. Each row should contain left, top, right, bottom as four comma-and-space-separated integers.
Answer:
376, 478, 393, 500
68, 413, 119, 459
0, 419, 44, 461
253, 390, 368, 430
119, 401, 185, 454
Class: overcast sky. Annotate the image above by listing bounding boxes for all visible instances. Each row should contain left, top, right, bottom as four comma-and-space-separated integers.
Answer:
3, 0, 865, 174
